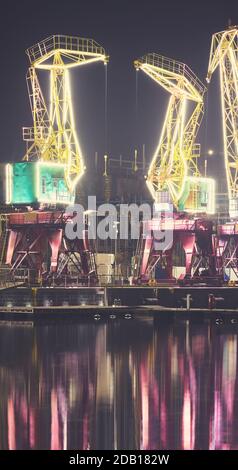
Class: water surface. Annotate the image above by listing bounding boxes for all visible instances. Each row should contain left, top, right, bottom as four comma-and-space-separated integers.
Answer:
0, 315, 238, 450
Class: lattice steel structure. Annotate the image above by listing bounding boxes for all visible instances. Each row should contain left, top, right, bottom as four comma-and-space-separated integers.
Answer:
207, 26, 238, 219
23, 35, 108, 191
134, 53, 211, 211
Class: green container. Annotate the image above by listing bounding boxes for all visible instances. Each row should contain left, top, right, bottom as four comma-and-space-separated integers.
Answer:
178, 177, 215, 214
7, 162, 75, 205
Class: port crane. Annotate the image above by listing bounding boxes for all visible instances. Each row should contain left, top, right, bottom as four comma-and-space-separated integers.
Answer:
134, 53, 214, 212
23, 35, 107, 191
207, 26, 238, 219
207, 26, 238, 279
2, 36, 108, 284
134, 53, 216, 283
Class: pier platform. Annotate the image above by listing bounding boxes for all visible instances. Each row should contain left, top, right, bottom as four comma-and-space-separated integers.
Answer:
0, 285, 237, 320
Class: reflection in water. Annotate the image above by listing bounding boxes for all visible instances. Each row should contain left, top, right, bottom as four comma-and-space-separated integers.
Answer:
0, 317, 238, 449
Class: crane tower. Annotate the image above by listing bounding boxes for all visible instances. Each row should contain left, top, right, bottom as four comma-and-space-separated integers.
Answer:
207, 26, 238, 219
133, 53, 216, 283
2, 35, 108, 284
6, 35, 108, 206
135, 53, 215, 214
24, 35, 107, 191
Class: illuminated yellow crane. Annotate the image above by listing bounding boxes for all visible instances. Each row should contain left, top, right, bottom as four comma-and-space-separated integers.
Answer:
135, 53, 215, 213
207, 26, 238, 219
23, 35, 108, 191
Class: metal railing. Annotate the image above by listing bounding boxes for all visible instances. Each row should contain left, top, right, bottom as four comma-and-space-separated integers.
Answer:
0, 267, 32, 288
136, 53, 206, 96
26, 35, 106, 64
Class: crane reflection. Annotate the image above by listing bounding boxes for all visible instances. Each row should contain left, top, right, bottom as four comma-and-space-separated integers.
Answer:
0, 316, 237, 450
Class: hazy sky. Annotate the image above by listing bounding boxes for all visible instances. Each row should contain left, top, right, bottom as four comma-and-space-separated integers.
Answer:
0, 0, 237, 177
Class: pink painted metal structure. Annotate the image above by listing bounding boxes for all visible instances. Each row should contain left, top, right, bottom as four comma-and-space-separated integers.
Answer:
4, 211, 97, 285
136, 214, 238, 284
135, 215, 221, 284
215, 223, 238, 280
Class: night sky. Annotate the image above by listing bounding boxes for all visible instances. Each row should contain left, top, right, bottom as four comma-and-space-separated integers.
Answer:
0, 0, 237, 180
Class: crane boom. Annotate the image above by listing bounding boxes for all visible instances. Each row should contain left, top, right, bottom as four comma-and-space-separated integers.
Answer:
207, 26, 238, 219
